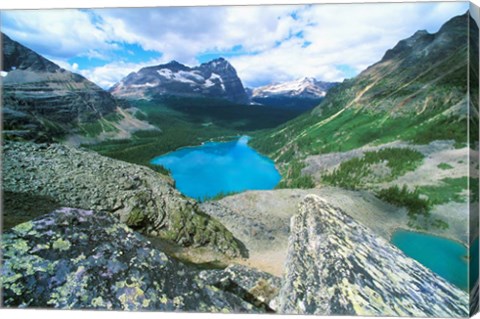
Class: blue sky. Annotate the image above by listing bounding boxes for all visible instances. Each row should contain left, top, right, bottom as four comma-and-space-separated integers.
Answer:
0, 2, 469, 88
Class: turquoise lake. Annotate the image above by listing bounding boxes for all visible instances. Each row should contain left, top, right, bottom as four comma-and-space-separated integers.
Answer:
392, 230, 468, 290
150, 136, 281, 200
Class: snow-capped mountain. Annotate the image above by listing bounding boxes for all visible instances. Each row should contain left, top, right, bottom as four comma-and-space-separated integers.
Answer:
252, 77, 337, 99
110, 58, 248, 104
249, 77, 338, 109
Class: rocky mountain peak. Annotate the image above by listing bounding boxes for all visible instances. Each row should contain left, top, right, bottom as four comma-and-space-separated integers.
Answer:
252, 77, 338, 100
111, 57, 248, 104
201, 57, 230, 69
299, 76, 316, 83
437, 11, 469, 34
2, 33, 60, 73
199, 58, 239, 82
166, 59, 183, 65
381, 30, 434, 62
381, 13, 467, 62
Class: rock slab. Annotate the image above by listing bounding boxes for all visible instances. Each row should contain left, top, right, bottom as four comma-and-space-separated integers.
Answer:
277, 195, 469, 317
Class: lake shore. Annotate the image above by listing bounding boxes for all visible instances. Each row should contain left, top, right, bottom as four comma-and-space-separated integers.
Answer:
200, 187, 469, 278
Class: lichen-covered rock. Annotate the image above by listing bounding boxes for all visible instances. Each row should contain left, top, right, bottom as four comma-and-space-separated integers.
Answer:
1, 208, 264, 311
199, 264, 282, 312
2, 141, 243, 257
278, 195, 469, 317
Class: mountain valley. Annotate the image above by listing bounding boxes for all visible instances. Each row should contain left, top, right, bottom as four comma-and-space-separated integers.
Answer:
1, 8, 478, 317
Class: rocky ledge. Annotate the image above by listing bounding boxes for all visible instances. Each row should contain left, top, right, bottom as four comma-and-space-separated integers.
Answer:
277, 195, 469, 317
3, 141, 243, 257
1, 208, 279, 311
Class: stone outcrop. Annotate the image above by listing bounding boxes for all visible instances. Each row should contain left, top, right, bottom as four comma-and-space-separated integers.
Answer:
110, 58, 248, 104
1, 33, 118, 142
277, 195, 469, 317
3, 141, 243, 257
1, 208, 271, 311
198, 264, 282, 312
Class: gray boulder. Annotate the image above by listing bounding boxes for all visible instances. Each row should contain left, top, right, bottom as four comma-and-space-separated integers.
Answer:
277, 195, 469, 317
199, 264, 282, 312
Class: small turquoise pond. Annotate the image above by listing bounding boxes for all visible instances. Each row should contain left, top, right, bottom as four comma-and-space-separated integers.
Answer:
150, 136, 281, 200
392, 230, 468, 290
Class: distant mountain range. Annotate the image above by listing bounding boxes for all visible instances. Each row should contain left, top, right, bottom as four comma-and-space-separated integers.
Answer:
249, 77, 338, 109
1, 33, 118, 142
110, 58, 249, 104
110, 59, 337, 108
252, 77, 338, 100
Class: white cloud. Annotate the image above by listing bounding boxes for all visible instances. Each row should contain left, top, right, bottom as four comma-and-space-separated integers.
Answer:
94, 5, 304, 63
1, 2, 469, 88
47, 58, 78, 72
231, 2, 469, 86
77, 58, 167, 89
1, 10, 115, 58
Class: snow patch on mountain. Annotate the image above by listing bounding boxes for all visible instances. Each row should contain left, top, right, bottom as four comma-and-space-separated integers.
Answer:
131, 82, 158, 88
252, 77, 337, 99
110, 58, 248, 103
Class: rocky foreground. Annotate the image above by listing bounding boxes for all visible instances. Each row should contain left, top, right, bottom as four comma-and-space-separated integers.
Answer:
2, 141, 243, 257
2, 207, 279, 311
1, 190, 469, 315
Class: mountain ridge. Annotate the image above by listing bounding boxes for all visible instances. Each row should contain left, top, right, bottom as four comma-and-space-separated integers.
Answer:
1, 33, 119, 142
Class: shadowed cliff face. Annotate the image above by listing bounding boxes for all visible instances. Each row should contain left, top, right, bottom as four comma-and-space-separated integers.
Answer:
1, 33, 118, 142
110, 58, 248, 104
277, 195, 468, 317
1, 208, 279, 311
3, 141, 244, 257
